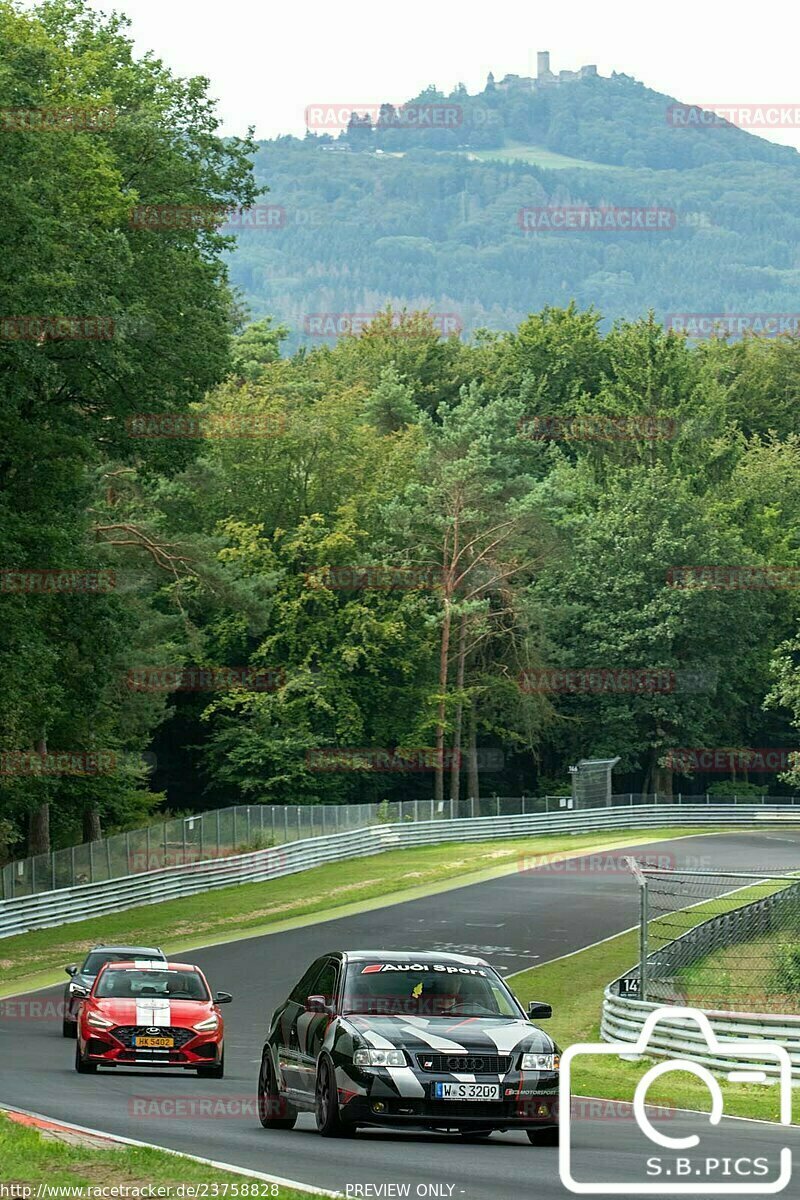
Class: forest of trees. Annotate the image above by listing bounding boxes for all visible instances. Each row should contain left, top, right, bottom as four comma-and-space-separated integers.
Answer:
229, 113, 800, 351
1, 0, 800, 867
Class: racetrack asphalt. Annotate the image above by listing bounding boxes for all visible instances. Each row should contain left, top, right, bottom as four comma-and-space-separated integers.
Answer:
2, 830, 800, 1200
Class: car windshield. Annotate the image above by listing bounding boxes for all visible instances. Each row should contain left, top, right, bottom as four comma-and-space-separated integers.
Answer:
342, 962, 522, 1018
94, 968, 209, 1001
82, 951, 157, 975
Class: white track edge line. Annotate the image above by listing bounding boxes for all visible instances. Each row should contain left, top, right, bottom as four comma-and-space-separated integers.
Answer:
505, 828, 759, 978
576, 1094, 788, 1130
1, 828, 754, 1003
0, 1102, 341, 1197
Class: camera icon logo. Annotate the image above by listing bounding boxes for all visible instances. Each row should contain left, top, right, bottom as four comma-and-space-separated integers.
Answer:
559, 1005, 792, 1195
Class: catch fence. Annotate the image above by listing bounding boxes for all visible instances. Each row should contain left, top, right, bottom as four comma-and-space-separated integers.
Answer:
603, 861, 800, 1075
2, 792, 798, 900
616, 864, 800, 1014
2, 802, 800, 937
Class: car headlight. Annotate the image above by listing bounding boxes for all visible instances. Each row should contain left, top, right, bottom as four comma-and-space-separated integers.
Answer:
193, 1015, 220, 1033
87, 1012, 115, 1030
521, 1052, 560, 1071
353, 1048, 406, 1067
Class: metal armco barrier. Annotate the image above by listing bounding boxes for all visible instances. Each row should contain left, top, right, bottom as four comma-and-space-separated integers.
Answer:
603, 870, 800, 1076
6, 792, 797, 901
601, 988, 800, 1078
1, 803, 798, 939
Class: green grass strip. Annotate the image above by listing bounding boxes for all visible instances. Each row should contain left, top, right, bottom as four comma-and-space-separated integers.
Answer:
0, 826, 739, 997
0, 1111, 320, 1197
510, 882, 798, 1124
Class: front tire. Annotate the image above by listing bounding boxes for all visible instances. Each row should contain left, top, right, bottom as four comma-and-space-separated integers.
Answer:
526, 1126, 559, 1145
62, 1018, 77, 1039
197, 1050, 225, 1080
257, 1052, 297, 1129
315, 1055, 354, 1138
74, 1043, 97, 1074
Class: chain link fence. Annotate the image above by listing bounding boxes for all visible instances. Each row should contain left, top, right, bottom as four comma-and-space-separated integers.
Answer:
3, 791, 799, 901
619, 864, 800, 1014
0, 794, 572, 899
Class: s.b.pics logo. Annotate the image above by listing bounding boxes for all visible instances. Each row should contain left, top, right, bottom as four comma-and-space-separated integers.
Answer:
559, 1006, 792, 1195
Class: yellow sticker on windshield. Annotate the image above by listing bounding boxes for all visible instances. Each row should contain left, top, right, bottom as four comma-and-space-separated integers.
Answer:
412, 982, 423, 998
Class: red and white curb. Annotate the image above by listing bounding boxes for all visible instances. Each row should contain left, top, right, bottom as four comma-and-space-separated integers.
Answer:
1, 1104, 341, 1197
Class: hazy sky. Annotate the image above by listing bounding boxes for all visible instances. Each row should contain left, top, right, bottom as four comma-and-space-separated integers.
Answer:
75, 0, 800, 149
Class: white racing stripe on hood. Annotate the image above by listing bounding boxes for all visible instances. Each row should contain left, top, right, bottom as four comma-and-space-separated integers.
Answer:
135, 999, 171, 1026
399, 1025, 466, 1052
363, 1029, 396, 1050
479, 1022, 535, 1053
451, 1073, 476, 1084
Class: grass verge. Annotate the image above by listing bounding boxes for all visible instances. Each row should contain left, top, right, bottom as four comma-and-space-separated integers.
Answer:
0, 826, 736, 997
510, 906, 797, 1124
0, 1111, 320, 1197
679, 929, 800, 1014
462, 141, 616, 170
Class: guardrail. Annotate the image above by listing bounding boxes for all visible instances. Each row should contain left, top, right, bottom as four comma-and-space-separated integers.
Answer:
5, 792, 797, 900
601, 989, 800, 1078
602, 869, 800, 1076
2, 795, 578, 900
2, 802, 798, 939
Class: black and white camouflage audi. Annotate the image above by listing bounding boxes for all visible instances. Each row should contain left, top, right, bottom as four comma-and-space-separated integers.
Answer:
257, 950, 561, 1142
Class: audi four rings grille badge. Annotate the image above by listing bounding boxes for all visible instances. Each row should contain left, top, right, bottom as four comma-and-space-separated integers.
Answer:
447, 1055, 484, 1071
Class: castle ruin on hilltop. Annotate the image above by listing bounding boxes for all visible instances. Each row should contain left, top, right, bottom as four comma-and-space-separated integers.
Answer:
489, 51, 598, 93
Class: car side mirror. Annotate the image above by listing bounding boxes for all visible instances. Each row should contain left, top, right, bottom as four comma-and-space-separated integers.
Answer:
306, 994, 332, 1014
71, 985, 89, 998
65, 964, 78, 977
214, 991, 233, 1004
527, 1001, 552, 1020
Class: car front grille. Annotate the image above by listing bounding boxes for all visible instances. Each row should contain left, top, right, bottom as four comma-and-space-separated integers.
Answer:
415, 1053, 512, 1074
111, 1025, 197, 1049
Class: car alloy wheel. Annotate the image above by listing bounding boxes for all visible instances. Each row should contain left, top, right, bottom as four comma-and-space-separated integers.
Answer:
315, 1056, 354, 1138
257, 1053, 296, 1129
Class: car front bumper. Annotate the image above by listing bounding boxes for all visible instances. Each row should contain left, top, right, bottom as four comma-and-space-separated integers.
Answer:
339, 1070, 560, 1131
80, 1028, 223, 1068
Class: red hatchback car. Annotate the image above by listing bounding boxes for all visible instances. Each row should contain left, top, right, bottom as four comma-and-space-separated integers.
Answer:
74, 960, 231, 1077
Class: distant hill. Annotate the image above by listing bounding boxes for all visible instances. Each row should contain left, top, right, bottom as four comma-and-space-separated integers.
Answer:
227, 69, 800, 349
337, 71, 798, 170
